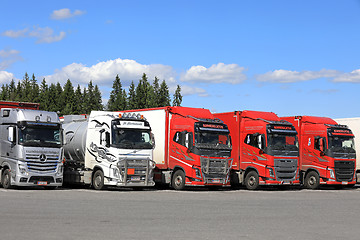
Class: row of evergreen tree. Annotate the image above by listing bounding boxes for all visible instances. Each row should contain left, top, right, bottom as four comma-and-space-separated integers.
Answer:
0, 73, 182, 116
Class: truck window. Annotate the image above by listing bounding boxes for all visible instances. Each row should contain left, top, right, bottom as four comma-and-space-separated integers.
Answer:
173, 131, 186, 147
314, 137, 326, 151
244, 134, 257, 148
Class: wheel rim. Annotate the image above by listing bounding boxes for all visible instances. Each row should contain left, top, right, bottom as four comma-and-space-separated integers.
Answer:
3, 174, 9, 187
309, 176, 317, 186
94, 174, 102, 187
248, 176, 256, 186
174, 175, 183, 187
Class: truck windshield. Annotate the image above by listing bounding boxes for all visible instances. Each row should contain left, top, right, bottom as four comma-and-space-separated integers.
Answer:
112, 129, 153, 149
267, 133, 298, 156
328, 136, 355, 154
194, 130, 231, 150
18, 123, 62, 147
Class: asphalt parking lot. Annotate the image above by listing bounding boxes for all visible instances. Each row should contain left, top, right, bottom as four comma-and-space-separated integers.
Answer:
0, 185, 359, 240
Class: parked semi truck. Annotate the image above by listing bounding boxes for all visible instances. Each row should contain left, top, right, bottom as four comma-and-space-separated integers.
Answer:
282, 116, 356, 189
214, 111, 299, 190
334, 117, 360, 182
62, 111, 156, 190
124, 107, 233, 190
0, 101, 63, 189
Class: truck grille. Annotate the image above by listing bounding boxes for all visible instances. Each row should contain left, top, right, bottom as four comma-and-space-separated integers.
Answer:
25, 152, 59, 173
118, 159, 155, 186
274, 158, 297, 180
334, 161, 355, 182
200, 157, 232, 184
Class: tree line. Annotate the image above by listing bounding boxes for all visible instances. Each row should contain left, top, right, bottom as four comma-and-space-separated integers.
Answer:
0, 72, 182, 116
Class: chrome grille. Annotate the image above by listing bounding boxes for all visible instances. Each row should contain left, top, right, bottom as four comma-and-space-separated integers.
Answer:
25, 152, 59, 173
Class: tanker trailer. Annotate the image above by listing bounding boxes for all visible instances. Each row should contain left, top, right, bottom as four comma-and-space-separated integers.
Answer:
62, 111, 156, 190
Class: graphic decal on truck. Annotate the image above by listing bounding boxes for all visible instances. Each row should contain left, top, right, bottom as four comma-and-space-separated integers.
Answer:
87, 142, 116, 163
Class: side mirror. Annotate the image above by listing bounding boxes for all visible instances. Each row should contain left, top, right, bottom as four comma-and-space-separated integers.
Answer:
257, 135, 263, 150
151, 133, 156, 149
8, 126, 15, 143
185, 132, 193, 150
105, 132, 110, 148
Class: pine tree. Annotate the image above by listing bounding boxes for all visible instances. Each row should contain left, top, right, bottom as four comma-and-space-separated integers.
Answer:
108, 75, 127, 111
8, 80, 16, 101
127, 81, 137, 110
21, 73, 31, 102
29, 74, 39, 103
55, 82, 64, 114
39, 78, 49, 110
15, 81, 23, 101
94, 85, 103, 111
0, 84, 8, 100
158, 80, 170, 107
172, 85, 182, 106
135, 73, 153, 109
73, 85, 84, 114
47, 83, 58, 112
62, 79, 75, 115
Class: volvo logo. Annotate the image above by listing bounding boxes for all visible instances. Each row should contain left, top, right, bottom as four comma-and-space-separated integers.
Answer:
39, 154, 47, 162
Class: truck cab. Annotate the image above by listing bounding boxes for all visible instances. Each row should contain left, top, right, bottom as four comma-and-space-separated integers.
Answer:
63, 111, 156, 189
0, 108, 63, 189
215, 111, 300, 190
282, 116, 356, 189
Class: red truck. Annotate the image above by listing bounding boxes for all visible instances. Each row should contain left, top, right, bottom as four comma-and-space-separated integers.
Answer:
123, 107, 233, 190
281, 116, 356, 189
214, 111, 300, 190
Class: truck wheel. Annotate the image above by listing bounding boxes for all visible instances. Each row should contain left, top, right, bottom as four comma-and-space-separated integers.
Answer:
244, 171, 259, 190
93, 170, 105, 190
304, 171, 320, 189
2, 169, 12, 189
172, 170, 185, 190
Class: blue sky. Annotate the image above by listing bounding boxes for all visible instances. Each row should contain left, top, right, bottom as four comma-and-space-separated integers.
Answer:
1, 0, 360, 118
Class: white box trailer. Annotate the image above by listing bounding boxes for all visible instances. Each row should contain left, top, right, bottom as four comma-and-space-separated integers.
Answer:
335, 117, 360, 182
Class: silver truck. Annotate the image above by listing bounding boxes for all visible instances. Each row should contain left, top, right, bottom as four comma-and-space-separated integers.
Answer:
0, 108, 63, 189
62, 111, 156, 190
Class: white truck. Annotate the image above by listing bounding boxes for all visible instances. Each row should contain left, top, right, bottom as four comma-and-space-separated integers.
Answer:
335, 117, 360, 182
62, 111, 156, 190
0, 102, 63, 189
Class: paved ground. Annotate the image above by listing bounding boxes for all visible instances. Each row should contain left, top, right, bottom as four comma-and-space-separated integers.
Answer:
0, 186, 359, 240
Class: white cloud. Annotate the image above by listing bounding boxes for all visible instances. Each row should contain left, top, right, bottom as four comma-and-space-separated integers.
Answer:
180, 85, 208, 97
43, 58, 177, 87
256, 69, 340, 83
2, 26, 66, 44
0, 49, 23, 70
332, 69, 360, 83
0, 71, 15, 84
29, 27, 66, 43
2, 28, 28, 38
51, 8, 86, 20
180, 63, 247, 84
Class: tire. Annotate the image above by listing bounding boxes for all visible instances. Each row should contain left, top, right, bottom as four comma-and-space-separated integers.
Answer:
244, 171, 259, 190
2, 169, 12, 189
304, 171, 320, 189
93, 170, 105, 190
172, 170, 186, 190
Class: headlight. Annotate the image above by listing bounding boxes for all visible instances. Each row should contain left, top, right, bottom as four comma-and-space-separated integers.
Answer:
195, 168, 201, 178
149, 160, 156, 169
113, 167, 120, 178
329, 169, 335, 179
267, 167, 274, 177
57, 165, 64, 175
19, 164, 27, 175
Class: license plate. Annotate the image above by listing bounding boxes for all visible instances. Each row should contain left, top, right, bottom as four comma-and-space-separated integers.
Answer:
342, 181, 348, 185
131, 176, 140, 181
37, 181, 48, 186
211, 179, 221, 183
